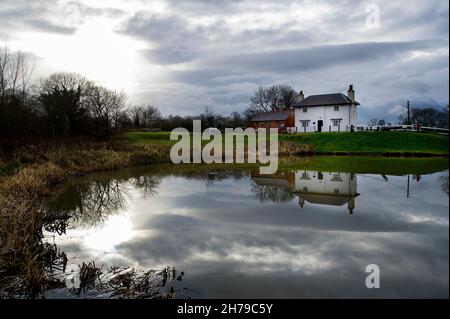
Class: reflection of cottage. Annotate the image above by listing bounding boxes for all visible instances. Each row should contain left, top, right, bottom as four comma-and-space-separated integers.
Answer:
293, 171, 359, 214
250, 170, 359, 214
250, 110, 295, 133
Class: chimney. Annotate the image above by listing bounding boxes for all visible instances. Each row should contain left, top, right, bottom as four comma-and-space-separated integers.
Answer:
298, 197, 305, 208
347, 85, 355, 102
299, 90, 305, 101
348, 197, 355, 215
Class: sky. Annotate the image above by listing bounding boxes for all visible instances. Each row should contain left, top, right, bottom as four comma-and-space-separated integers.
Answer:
0, 0, 448, 123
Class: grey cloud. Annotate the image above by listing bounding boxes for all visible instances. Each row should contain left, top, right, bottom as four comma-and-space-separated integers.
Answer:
140, 48, 198, 65
26, 19, 76, 35
0, 0, 78, 35
1, 0, 448, 121
172, 41, 432, 83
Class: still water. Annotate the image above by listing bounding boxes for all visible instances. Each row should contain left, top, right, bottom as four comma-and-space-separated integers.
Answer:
44, 164, 449, 298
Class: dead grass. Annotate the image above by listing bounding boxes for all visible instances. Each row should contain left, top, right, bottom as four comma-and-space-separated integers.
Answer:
0, 138, 172, 298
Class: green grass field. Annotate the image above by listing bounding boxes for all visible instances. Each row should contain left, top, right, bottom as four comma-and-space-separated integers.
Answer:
119, 131, 174, 145
280, 131, 448, 155
119, 131, 449, 156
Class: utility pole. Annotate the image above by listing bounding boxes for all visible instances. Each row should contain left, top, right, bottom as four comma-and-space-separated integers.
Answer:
407, 100, 410, 125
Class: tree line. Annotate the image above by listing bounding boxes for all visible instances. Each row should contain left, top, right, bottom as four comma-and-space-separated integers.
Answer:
2, 46, 447, 139
367, 105, 449, 128
398, 106, 448, 128
0, 46, 294, 139
1, 47, 131, 138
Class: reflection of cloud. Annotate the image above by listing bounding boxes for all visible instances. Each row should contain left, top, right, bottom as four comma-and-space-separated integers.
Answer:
82, 214, 134, 252
51, 170, 449, 298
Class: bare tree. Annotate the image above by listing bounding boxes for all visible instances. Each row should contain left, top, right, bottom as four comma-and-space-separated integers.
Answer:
248, 84, 297, 115
85, 83, 128, 137
129, 105, 145, 128
0, 46, 9, 104
18, 51, 34, 102
110, 90, 127, 130
0, 47, 34, 103
249, 86, 272, 113
36, 72, 89, 96
141, 105, 161, 129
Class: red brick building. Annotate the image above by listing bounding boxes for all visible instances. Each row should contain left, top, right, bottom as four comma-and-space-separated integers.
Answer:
250, 110, 295, 133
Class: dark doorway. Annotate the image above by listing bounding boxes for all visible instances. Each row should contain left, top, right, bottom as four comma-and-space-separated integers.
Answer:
318, 120, 323, 132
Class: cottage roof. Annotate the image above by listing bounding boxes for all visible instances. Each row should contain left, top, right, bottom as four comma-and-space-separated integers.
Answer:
293, 93, 360, 107
250, 110, 292, 122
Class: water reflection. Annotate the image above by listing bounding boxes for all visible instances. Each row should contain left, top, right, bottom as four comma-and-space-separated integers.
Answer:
252, 170, 358, 214
42, 166, 449, 299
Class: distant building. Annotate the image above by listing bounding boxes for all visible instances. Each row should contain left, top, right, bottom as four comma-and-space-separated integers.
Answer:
250, 110, 295, 133
293, 85, 359, 133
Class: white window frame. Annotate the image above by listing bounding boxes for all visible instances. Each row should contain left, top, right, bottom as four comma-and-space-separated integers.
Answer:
332, 119, 342, 127
334, 105, 339, 111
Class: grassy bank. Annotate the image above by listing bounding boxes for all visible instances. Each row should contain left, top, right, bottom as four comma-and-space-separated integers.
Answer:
280, 131, 449, 155
120, 131, 449, 156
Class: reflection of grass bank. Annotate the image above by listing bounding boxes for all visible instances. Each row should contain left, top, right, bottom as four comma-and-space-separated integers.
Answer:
279, 156, 449, 175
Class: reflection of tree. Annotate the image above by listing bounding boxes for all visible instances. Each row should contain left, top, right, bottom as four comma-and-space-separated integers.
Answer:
132, 175, 161, 198
46, 179, 130, 227
74, 180, 130, 226
45, 173, 165, 228
438, 174, 449, 196
250, 181, 294, 203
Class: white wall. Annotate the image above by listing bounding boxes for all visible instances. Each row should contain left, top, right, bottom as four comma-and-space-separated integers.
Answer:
294, 171, 357, 196
294, 104, 357, 133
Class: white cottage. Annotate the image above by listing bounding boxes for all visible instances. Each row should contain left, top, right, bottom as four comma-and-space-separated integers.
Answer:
293, 85, 359, 133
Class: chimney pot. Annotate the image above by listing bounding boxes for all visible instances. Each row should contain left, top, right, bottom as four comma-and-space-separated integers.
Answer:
299, 90, 305, 101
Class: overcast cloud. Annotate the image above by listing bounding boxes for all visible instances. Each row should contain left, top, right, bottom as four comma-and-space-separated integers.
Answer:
0, 0, 448, 122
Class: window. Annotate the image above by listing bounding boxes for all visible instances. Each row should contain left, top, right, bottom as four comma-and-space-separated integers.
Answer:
332, 120, 341, 127
332, 173, 342, 181
301, 121, 309, 128
303, 107, 307, 113
334, 105, 339, 111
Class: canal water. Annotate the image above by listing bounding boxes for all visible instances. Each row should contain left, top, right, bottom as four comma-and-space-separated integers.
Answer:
42, 162, 449, 298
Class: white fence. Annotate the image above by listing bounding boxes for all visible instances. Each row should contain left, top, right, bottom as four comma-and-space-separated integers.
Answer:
357, 125, 449, 134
